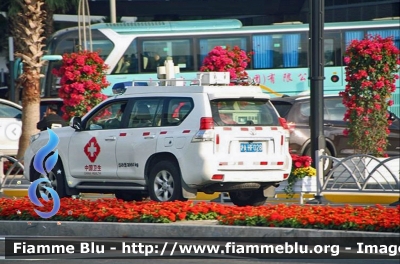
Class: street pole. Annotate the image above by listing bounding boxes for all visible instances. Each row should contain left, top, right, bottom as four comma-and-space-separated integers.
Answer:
110, 0, 117, 23
308, 0, 326, 204
8, 37, 15, 103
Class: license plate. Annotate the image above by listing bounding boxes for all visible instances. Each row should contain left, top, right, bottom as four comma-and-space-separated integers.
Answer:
240, 142, 262, 152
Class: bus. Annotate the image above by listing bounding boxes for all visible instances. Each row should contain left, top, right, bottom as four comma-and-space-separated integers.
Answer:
41, 18, 400, 115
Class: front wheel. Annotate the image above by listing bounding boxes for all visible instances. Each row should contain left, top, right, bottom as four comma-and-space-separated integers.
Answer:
31, 161, 68, 199
148, 160, 186, 202
229, 189, 267, 206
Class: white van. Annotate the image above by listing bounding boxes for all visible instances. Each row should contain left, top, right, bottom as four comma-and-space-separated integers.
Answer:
24, 79, 292, 206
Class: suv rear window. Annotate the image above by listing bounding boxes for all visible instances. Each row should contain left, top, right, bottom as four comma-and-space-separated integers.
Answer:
210, 99, 279, 126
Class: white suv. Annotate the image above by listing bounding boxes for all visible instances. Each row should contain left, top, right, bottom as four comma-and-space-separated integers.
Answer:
24, 82, 292, 206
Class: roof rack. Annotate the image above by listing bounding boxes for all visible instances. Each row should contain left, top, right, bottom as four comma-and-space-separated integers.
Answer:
112, 72, 232, 95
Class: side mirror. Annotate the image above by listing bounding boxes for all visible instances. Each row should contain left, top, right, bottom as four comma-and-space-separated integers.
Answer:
70, 116, 82, 131
388, 112, 396, 121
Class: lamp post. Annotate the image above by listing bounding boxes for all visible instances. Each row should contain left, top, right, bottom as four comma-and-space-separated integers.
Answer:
8, 37, 15, 102
110, 0, 116, 23
308, 0, 326, 204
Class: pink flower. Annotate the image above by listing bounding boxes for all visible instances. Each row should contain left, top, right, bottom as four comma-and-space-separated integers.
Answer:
341, 34, 399, 157
53, 50, 110, 121
200, 45, 253, 85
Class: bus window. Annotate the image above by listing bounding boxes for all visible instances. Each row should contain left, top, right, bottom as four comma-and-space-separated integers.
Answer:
140, 39, 192, 72
198, 37, 247, 68
344, 30, 364, 47
113, 40, 138, 74
368, 29, 400, 49
253, 33, 307, 69
324, 39, 335, 66
50, 30, 114, 57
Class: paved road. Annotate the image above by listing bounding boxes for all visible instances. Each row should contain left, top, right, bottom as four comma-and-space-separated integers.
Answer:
0, 259, 398, 264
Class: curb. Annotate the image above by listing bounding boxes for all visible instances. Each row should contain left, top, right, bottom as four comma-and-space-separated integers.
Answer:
0, 221, 398, 239
1, 189, 220, 201
1, 189, 399, 205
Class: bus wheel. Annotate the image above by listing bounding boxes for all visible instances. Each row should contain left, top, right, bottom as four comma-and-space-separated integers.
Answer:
229, 189, 267, 206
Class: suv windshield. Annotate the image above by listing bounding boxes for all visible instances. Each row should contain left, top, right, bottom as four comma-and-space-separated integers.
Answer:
210, 99, 279, 126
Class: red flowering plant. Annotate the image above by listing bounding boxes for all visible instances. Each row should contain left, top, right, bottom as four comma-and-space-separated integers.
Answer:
2, 160, 21, 175
52, 50, 110, 121
0, 198, 399, 232
200, 45, 254, 85
283, 154, 317, 198
339, 35, 400, 157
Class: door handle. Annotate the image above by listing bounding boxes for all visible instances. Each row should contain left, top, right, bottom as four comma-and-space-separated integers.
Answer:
144, 135, 155, 139
105, 136, 116, 141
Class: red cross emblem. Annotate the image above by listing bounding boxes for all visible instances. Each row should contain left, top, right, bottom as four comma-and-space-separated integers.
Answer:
84, 137, 101, 163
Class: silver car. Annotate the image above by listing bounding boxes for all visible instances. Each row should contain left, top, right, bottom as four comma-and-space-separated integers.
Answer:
0, 99, 22, 156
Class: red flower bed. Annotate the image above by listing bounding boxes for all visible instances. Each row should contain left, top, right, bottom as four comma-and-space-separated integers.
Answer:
0, 198, 398, 232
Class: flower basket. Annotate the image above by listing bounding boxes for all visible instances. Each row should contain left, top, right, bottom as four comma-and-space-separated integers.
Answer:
275, 176, 317, 204
276, 176, 317, 193
274, 154, 317, 204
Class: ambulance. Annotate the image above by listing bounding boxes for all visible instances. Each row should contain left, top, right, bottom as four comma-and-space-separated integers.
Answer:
24, 73, 292, 206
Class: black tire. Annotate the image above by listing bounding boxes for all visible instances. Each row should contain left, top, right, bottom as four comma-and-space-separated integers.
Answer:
148, 160, 186, 202
229, 189, 267, 206
31, 161, 68, 199
305, 146, 333, 176
115, 191, 144, 202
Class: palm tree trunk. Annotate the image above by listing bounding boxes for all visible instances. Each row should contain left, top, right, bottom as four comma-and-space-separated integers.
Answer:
16, 67, 41, 159
13, 0, 46, 159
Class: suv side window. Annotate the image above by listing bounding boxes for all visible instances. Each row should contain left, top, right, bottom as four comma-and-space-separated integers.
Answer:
325, 98, 346, 121
162, 97, 194, 126
128, 98, 163, 128
85, 101, 128, 130
299, 101, 330, 122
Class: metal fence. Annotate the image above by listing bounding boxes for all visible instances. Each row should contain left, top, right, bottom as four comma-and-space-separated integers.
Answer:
0, 155, 26, 193
322, 154, 399, 193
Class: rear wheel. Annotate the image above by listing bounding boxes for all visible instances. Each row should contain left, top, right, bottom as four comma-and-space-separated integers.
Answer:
148, 160, 186, 202
305, 146, 333, 176
229, 189, 267, 206
115, 191, 145, 202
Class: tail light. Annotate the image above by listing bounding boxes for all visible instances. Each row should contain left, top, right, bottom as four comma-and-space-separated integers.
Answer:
212, 174, 224, 180
192, 117, 214, 142
200, 117, 214, 130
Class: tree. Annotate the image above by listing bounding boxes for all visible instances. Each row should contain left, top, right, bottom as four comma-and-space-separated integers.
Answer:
13, 0, 47, 159
1, 0, 78, 102
3, 0, 79, 159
